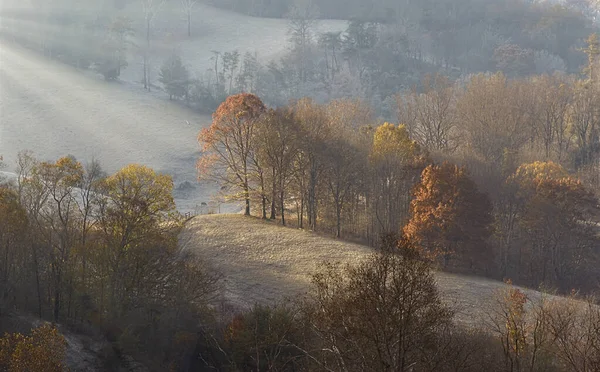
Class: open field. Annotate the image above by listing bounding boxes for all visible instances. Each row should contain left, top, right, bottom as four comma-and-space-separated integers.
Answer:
0, 41, 218, 213
181, 214, 566, 325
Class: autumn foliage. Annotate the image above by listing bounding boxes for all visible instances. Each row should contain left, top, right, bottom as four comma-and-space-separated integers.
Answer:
404, 163, 493, 269
198, 93, 267, 215
0, 324, 67, 372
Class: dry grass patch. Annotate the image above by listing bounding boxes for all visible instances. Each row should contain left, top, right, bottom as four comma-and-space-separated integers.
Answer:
180, 214, 569, 325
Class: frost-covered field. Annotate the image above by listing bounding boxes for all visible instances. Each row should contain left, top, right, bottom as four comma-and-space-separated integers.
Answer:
181, 214, 573, 326
0, 41, 220, 213
118, 3, 347, 87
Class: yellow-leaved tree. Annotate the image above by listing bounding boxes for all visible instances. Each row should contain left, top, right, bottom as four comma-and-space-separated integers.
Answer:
369, 123, 428, 236
0, 324, 67, 372
97, 164, 177, 317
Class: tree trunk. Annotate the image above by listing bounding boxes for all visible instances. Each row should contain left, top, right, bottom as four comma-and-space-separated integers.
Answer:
144, 17, 151, 90
244, 184, 250, 216
53, 271, 61, 321
32, 245, 43, 318
299, 196, 304, 229
336, 202, 342, 238
280, 189, 285, 226
270, 168, 277, 219
187, 11, 191, 37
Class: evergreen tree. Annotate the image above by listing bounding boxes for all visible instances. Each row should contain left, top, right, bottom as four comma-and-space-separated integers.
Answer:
159, 54, 191, 100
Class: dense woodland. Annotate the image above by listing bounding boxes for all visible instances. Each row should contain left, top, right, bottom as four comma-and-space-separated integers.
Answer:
1, 52, 600, 372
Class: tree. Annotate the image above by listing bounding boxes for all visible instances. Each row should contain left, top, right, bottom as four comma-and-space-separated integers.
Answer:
457, 73, 533, 166
225, 305, 305, 371
529, 74, 573, 161
159, 54, 190, 100
141, 0, 164, 90
0, 186, 28, 315
0, 324, 67, 372
291, 98, 330, 230
404, 162, 493, 269
519, 176, 598, 290
108, 16, 134, 77
318, 31, 342, 81
568, 79, 599, 167
582, 33, 599, 82
488, 282, 551, 372
253, 108, 299, 224
397, 74, 458, 153
301, 238, 454, 371
369, 123, 427, 236
28, 157, 84, 321
542, 296, 600, 372
322, 99, 371, 237
198, 93, 267, 216
180, 0, 198, 37
96, 163, 178, 318
493, 43, 535, 78
287, 0, 319, 83
221, 50, 241, 95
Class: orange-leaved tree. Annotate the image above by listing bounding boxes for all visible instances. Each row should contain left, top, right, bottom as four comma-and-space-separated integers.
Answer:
404, 162, 493, 270
198, 93, 267, 216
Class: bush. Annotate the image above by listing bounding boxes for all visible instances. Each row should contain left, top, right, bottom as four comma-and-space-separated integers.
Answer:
159, 54, 191, 100
0, 324, 67, 372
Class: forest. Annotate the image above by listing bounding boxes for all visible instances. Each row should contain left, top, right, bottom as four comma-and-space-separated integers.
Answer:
170, 0, 600, 114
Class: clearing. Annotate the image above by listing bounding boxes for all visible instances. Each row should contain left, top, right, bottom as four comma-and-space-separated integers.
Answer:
181, 214, 560, 325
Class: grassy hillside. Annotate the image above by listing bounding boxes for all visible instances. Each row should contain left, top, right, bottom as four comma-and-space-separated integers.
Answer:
181, 214, 558, 325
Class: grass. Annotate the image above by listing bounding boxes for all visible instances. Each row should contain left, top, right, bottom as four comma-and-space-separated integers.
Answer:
180, 214, 566, 325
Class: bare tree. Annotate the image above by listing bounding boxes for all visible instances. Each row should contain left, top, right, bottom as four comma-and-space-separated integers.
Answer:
141, 0, 164, 90
287, 0, 319, 83
301, 238, 454, 371
181, 0, 199, 37
399, 74, 458, 153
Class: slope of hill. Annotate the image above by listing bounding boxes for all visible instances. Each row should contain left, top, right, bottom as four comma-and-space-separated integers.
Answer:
180, 214, 556, 325
0, 41, 221, 214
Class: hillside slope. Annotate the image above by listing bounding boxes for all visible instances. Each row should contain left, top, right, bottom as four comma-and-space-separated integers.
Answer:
0, 41, 219, 213
181, 214, 555, 325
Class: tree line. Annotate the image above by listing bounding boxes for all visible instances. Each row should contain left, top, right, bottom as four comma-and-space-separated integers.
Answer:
199, 34, 600, 294
1, 0, 597, 117
3, 236, 599, 371
195, 0, 597, 113
209, 239, 600, 372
